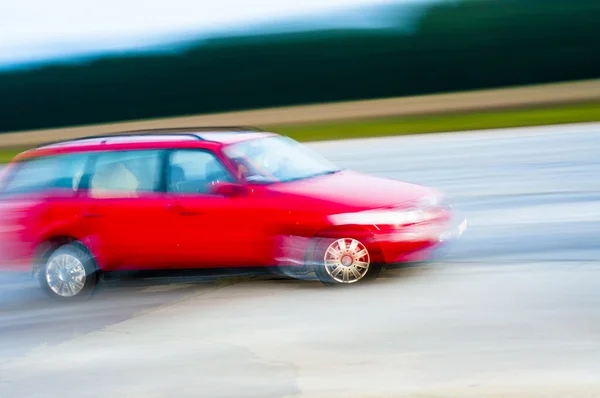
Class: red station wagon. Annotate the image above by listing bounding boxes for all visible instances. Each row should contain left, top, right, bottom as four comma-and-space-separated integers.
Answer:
0, 127, 466, 300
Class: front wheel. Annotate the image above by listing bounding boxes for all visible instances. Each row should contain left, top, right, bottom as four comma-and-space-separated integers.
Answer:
37, 242, 98, 301
313, 237, 381, 286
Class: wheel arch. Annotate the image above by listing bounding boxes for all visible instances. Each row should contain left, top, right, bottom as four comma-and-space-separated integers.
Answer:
32, 236, 98, 276
304, 224, 385, 266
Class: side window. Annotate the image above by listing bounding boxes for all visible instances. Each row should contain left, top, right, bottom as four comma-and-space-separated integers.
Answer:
89, 150, 162, 198
168, 150, 233, 194
1, 153, 88, 195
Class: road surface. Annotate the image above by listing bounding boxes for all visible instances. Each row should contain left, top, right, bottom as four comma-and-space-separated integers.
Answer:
1, 122, 599, 397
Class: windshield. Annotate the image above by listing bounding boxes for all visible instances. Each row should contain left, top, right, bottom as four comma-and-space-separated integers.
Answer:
222, 136, 341, 184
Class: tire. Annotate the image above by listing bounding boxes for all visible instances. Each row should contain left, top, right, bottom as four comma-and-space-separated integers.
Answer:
37, 242, 99, 301
312, 237, 381, 286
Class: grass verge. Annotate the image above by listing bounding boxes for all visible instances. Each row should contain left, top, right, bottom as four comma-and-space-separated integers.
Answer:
270, 101, 600, 142
1, 101, 599, 163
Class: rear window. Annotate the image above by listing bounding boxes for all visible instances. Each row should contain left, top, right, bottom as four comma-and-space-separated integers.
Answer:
0, 153, 88, 196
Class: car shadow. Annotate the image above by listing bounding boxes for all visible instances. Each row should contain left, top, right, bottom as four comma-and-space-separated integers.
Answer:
0, 263, 437, 313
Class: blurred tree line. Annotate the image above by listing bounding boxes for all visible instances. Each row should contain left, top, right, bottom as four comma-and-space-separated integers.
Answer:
0, 0, 599, 133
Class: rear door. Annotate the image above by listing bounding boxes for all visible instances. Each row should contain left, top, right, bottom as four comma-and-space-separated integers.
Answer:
78, 149, 174, 271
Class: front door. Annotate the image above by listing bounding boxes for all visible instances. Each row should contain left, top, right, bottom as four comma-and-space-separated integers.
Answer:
164, 149, 272, 268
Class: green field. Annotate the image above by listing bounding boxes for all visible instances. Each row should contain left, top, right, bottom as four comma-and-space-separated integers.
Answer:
1, 101, 599, 164
271, 101, 600, 142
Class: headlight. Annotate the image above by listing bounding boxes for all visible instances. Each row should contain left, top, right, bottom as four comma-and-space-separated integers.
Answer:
328, 193, 450, 226
328, 208, 430, 226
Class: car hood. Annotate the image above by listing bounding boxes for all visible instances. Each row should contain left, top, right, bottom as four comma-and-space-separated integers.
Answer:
265, 170, 436, 212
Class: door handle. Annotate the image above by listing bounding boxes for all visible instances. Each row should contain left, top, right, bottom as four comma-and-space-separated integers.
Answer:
82, 207, 104, 218
180, 210, 204, 216
166, 202, 204, 216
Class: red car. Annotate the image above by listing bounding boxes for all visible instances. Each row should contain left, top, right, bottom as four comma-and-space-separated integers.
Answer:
0, 127, 466, 300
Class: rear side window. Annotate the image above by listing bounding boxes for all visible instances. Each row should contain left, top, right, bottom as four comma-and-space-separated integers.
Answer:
89, 150, 162, 198
0, 153, 88, 195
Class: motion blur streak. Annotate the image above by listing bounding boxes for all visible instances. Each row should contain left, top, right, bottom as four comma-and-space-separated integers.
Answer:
1, 123, 599, 397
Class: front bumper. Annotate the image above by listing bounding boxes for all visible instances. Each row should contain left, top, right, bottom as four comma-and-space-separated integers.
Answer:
373, 215, 467, 264
374, 216, 467, 243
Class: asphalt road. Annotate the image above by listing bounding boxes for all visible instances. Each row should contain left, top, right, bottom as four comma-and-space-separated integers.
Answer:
1, 122, 599, 397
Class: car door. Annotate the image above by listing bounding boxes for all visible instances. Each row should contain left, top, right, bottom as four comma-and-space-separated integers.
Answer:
164, 149, 272, 268
78, 149, 174, 271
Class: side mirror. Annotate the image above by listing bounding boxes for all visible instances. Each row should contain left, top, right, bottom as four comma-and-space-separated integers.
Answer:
210, 181, 248, 197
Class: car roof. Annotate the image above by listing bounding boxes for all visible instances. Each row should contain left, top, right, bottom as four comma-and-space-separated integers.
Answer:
16, 127, 277, 161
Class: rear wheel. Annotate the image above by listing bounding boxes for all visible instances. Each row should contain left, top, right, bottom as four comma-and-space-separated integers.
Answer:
38, 242, 98, 300
313, 237, 380, 286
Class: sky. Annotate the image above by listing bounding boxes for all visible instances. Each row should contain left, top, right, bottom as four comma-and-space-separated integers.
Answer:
0, 0, 417, 68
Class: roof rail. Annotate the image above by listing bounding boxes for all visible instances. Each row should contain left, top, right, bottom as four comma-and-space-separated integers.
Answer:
37, 126, 266, 148
116, 126, 265, 134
